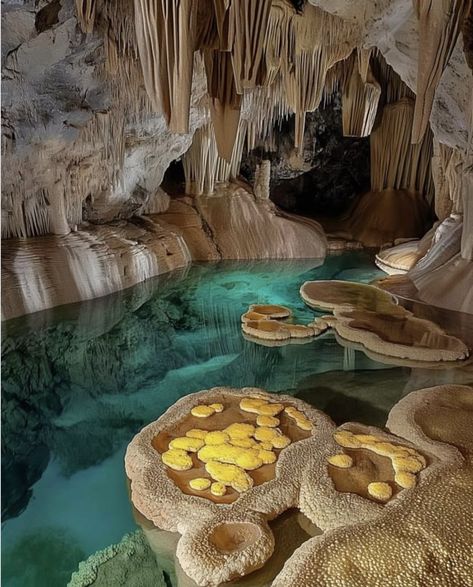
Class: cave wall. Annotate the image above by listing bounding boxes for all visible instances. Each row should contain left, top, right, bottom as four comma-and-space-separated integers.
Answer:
1, 0, 208, 239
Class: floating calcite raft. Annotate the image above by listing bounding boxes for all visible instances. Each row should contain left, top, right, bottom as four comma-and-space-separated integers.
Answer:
274, 384, 473, 587
125, 387, 333, 586
300, 279, 399, 313
241, 303, 329, 346
300, 280, 469, 363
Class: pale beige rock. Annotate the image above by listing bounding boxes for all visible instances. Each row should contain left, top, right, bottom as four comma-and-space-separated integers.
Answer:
125, 387, 335, 586
333, 305, 469, 363
274, 384, 473, 587
375, 240, 425, 274
1, 217, 190, 320
161, 184, 327, 261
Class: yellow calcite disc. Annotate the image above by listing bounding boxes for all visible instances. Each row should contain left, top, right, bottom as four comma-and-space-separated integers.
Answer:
189, 478, 211, 491
169, 437, 205, 453
205, 461, 253, 493
367, 482, 392, 501
186, 429, 208, 440
210, 482, 226, 496
209, 403, 224, 413
225, 423, 255, 439
395, 471, 417, 489
191, 405, 215, 418
327, 454, 353, 468
240, 397, 267, 413
256, 415, 279, 427
334, 431, 362, 448
162, 449, 193, 471
205, 431, 230, 445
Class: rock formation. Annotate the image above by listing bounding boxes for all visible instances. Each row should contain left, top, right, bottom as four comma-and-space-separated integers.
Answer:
123, 383, 473, 586
125, 387, 334, 585
273, 384, 473, 587
2, 0, 473, 317
300, 280, 470, 364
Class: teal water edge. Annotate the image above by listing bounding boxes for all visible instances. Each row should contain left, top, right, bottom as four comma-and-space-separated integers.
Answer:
2, 252, 408, 586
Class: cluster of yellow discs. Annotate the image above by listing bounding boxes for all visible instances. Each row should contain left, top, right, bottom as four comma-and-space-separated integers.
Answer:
161, 396, 313, 497
328, 430, 427, 501
241, 308, 328, 342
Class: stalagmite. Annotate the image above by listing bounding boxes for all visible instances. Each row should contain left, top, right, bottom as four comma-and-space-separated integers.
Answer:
254, 160, 271, 201
412, 0, 472, 143
342, 52, 381, 137
134, 0, 196, 132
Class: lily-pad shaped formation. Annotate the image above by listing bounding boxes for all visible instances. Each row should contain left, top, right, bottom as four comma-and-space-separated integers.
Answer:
125, 387, 333, 586
300, 280, 469, 363
300, 279, 398, 313
241, 303, 329, 345
273, 384, 473, 587
125, 385, 464, 586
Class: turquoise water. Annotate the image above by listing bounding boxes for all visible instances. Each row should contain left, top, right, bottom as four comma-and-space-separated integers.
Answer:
2, 252, 410, 586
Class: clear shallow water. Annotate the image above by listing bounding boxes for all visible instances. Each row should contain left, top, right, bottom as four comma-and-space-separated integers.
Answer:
2, 252, 412, 586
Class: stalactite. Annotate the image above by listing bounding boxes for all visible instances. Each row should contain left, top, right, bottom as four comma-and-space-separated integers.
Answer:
370, 97, 434, 198
229, 0, 272, 92
213, 0, 231, 50
203, 49, 241, 162
262, 2, 290, 87
283, 4, 356, 152
182, 120, 247, 196
357, 47, 374, 83
75, 0, 96, 33
412, 0, 472, 143
134, 0, 196, 132
243, 79, 291, 151
342, 52, 381, 137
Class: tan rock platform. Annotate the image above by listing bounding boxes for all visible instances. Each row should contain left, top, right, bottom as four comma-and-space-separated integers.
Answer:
273, 384, 473, 587
125, 384, 472, 586
300, 280, 469, 364
333, 305, 469, 362
300, 280, 398, 313
240, 304, 329, 345
125, 387, 334, 586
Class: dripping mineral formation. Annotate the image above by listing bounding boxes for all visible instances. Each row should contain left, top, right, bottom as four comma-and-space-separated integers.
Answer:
2, 0, 473, 317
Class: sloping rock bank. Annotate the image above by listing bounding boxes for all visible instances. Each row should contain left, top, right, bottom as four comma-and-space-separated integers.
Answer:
159, 184, 327, 262
1, 217, 191, 321
2, 185, 327, 320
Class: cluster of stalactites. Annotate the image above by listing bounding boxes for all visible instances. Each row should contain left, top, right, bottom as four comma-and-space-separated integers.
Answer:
341, 49, 381, 138
131, 0, 357, 160
182, 121, 247, 196
336, 49, 435, 201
